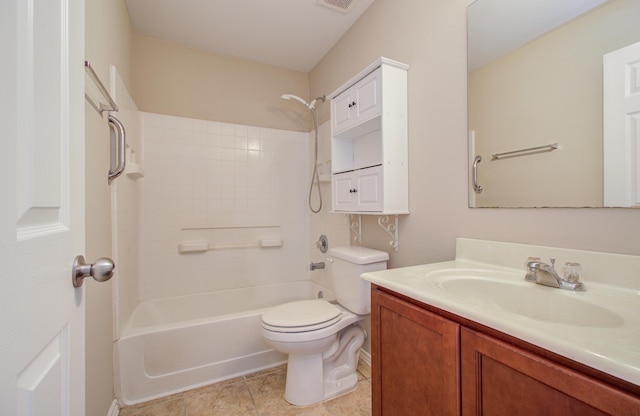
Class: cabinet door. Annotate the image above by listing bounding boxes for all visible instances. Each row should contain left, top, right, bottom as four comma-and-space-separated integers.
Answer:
461, 328, 640, 415
372, 289, 460, 416
332, 172, 355, 211
354, 69, 381, 122
332, 88, 354, 133
355, 166, 382, 211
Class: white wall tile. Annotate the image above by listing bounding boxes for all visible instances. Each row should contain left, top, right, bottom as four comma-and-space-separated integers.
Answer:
139, 112, 311, 300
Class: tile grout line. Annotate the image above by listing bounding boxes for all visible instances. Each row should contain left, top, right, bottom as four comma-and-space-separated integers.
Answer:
242, 374, 261, 416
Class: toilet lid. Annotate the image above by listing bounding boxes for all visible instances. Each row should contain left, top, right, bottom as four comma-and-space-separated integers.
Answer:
262, 300, 341, 332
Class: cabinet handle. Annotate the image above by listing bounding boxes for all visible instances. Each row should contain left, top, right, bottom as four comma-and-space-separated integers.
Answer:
349, 188, 358, 193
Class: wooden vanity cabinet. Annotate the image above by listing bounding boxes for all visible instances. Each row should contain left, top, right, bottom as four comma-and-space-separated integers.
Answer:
371, 286, 460, 415
371, 286, 640, 416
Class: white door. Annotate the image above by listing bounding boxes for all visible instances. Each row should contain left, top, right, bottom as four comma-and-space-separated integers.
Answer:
603, 40, 640, 207
0, 0, 85, 415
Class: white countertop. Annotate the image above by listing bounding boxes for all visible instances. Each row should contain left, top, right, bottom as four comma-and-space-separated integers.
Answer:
361, 238, 640, 387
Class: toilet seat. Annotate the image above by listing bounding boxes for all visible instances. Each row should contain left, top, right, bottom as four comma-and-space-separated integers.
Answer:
262, 300, 342, 333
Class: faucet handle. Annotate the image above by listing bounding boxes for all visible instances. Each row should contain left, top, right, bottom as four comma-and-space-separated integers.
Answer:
525, 256, 541, 268
562, 262, 583, 283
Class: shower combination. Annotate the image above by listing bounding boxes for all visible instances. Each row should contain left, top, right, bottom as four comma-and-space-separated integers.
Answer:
281, 93, 326, 213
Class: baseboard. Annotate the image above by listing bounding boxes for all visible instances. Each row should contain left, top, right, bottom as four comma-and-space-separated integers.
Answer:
107, 399, 119, 416
359, 348, 371, 366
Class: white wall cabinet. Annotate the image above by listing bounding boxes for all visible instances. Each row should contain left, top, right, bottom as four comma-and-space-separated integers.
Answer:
330, 58, 409, 214
333, 165, 383, 212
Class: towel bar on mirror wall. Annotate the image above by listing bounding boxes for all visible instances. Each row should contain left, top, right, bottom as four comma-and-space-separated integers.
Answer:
472, 155, 483, 194
491, 143, 559, 160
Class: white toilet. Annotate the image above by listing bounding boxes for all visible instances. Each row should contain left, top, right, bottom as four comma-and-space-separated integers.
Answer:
261, 246, 388, 406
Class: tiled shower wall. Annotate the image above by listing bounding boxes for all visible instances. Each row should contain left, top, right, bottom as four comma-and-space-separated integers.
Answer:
139, 112, 311, 301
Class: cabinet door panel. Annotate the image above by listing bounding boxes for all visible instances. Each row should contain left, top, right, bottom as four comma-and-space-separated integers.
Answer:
355, 70, 381, 121
332, 173, 354, 211
461, 328, 640, 416
356, 168, 382, 211
332, 89, 354, 133
372, 289, 460, 416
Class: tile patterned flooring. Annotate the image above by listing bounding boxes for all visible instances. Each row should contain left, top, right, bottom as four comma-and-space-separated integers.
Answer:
119, 359, 372, 416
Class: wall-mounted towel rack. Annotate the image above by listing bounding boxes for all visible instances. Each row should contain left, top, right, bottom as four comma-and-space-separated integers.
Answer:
85, 60, 127, 184
492, 143, 558, 160
85, 61, 118, 113
178, 226, 283, 253
178, 239, 283, 253
108, 115, 126, 184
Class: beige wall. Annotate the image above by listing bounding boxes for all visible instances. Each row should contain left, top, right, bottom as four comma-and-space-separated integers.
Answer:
132, 35, 311, 132
84, 0, 133, 414
309, 0, 640, 271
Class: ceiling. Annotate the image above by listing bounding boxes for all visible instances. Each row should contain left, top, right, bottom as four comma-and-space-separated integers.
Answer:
125, 0, 376, 73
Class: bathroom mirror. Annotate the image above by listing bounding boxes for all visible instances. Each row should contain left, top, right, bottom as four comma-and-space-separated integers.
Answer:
467, 0, 640, 208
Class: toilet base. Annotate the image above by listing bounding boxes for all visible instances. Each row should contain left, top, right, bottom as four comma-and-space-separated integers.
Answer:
283, 325, 365, 406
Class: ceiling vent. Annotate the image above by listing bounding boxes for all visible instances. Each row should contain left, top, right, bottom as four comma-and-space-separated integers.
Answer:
317, 0, 358, 14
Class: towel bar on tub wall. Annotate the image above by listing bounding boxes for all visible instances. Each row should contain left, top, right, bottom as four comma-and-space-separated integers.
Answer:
108, 115, 126, 184
85, 60, 126, 184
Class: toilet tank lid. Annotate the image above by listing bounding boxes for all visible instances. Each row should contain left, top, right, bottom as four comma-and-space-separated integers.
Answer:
330, 246, 389, 264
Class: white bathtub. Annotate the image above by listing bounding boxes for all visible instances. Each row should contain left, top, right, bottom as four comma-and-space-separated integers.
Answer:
115, 281, 332, 405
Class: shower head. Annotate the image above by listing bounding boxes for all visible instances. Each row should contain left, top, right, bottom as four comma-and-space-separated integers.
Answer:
281, 93, 326, 110
281, 93, 311, 109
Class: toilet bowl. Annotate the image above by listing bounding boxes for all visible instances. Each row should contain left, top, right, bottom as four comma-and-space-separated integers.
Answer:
261, 246, 388, 406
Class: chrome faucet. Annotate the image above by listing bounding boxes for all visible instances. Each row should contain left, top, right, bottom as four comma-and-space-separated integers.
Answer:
310, 262, 325, 271
525, 258, 586, 291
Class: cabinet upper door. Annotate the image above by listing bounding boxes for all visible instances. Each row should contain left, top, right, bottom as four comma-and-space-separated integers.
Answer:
332, 89, 354, 133
353, 69, 381, 122
332, 68, 382, 135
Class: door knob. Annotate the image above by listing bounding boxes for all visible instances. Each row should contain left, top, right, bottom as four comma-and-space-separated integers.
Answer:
72, 255, 115, 287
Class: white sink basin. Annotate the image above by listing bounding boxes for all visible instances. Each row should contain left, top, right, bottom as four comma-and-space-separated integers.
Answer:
425, 269, 624, 328
360, 239, 640, 387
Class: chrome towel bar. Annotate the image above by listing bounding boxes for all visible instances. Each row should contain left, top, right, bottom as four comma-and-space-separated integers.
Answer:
85, 61, 118, 113
492, 143, 558, 160
472, 155, 483, 193
108, 115, 126, 184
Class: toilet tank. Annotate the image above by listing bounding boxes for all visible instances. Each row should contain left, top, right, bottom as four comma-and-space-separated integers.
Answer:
329, 246, 389, 314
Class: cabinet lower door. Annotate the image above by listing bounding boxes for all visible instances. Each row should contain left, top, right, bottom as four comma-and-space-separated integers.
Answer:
461, 328, 640, 415
332, 172, 355, 211
372, 289, 460, 416
355, 166, 382, 211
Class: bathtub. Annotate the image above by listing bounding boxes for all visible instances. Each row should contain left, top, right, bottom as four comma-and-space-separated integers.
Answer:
115, 281, 333, 405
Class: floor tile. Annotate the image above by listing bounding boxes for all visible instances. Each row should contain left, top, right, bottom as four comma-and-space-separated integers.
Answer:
119, 359, 372, 416
185, 379, 257, 416
119, 397, 185, 416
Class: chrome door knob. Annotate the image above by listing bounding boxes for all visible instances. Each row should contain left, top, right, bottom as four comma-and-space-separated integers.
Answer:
72, 255, 115, 287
